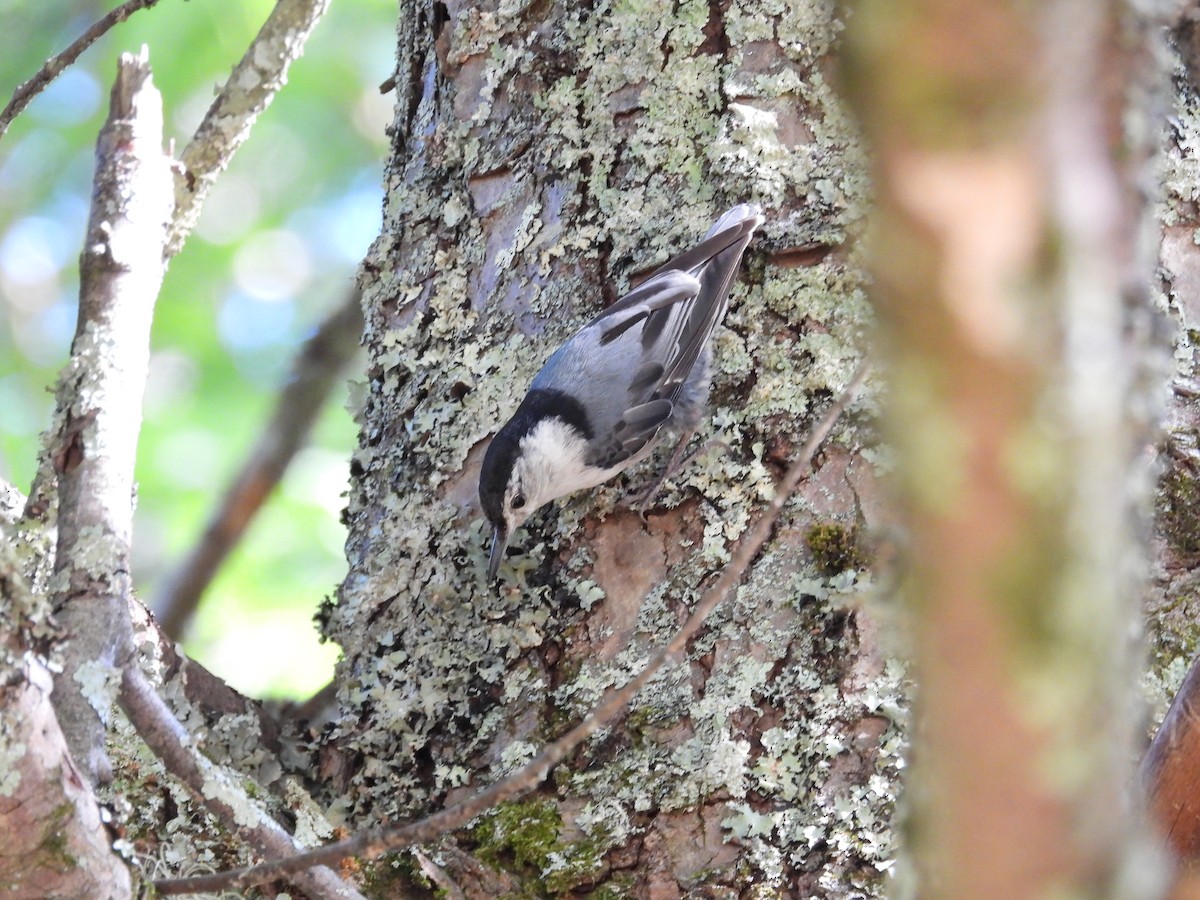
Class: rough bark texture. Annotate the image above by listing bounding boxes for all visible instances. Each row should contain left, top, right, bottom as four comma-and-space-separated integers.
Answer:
843, 0, 1166, 896
120, 663, 365, 900
325, 0, 896, 894
4, 0, 1199, 897
0, 505, 132, 899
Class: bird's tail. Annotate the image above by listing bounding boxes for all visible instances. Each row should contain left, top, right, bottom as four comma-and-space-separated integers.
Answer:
651, 203, 764, 394
692, 203, 764, 318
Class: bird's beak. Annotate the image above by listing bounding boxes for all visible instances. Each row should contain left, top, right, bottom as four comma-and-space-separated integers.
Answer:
487, 524, 509, 581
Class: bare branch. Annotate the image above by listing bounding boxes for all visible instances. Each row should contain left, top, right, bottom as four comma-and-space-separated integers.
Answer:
49, 46, 173, 786
155, 287, 363, 638
152, 361, 871, 896
119, 608, 365, 898
39, 52, 363, 900
165, 0, 332, 258
0, 0, 165, 142
130, 599, 287, 756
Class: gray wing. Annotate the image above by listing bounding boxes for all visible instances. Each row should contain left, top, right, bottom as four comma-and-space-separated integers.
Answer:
534, 204, 764, 471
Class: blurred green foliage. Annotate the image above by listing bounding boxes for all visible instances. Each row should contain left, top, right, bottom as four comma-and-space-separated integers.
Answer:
0, 0, 395, 698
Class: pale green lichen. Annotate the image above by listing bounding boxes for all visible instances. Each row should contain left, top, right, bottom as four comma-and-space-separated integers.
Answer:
100, 713, 256, 892
200, 772, 265, 830
573, 578, 606, 610
282, 778, 336, 847
0, 735, 25, 796
1160, 55, 1200, 228
73, 658, 121, 721
328, 0, 895, 893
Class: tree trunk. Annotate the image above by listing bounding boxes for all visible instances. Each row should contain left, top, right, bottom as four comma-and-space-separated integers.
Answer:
1142, 7, 1200, 873
842, 0, 1166, 895
8, 1, 1196, 897
325, 0, 894, 893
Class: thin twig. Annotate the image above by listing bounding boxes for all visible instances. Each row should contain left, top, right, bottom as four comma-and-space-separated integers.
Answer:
0, 0, 165, 141
152, 361, 872, 896
155, 287, 363, 638
49, 46, 173, 787
165, 0, 332, 258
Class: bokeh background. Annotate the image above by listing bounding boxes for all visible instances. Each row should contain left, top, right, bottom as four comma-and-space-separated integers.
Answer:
0, 0, 395, 697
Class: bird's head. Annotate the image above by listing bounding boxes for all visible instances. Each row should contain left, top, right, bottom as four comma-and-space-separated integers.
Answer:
479, 412, 594, 580
479, 429, 533, 581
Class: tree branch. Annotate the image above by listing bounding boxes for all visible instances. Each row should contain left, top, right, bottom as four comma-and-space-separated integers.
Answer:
0, 528, 133, 898
165, 0, 332, 258
49, 46, 173, 787
130, 599, 287, 761
119, 665, 366, 900
152, 361, 871, 896
41, 51, 364, 899
155, 287, 363, 638
0, 0, 164, 142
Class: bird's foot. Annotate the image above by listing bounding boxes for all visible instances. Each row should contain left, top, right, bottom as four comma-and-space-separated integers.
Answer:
627, 436, 730, 520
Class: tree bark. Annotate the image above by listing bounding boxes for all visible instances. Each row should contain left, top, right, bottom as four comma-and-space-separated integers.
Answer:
49, 45, 172, 793
0, 529, 132, 900
327, 0, 892, 893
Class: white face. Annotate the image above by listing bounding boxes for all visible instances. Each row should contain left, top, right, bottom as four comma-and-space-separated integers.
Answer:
503, 418, 601, 533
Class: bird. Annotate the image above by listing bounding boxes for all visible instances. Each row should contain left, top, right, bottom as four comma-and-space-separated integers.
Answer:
479, 203, 764, 580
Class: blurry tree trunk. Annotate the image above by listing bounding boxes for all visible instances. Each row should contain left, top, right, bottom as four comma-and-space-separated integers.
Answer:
323, 0, 898, 893
843, 0, 1165, 896
1142, 6, 1200, 875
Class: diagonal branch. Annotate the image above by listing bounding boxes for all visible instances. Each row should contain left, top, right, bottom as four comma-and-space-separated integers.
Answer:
155, 287, 363, 638
152, 361, 872, 897
165, 0, 331, 258
0, 0, 165, 142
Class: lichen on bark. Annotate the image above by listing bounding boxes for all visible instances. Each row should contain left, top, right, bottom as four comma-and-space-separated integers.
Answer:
326, 0, 898, 893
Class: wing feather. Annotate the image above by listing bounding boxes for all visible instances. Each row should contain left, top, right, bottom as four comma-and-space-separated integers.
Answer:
581, 204, 764, 470
596, 271, 700, 346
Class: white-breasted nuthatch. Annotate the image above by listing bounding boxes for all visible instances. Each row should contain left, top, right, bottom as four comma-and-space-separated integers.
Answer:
479, 204, 764, 580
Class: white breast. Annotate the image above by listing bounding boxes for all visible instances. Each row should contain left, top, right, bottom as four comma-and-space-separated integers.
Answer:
517, 418, 644, 505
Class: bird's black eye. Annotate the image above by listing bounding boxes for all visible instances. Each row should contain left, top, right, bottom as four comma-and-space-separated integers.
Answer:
512, 492, 527, 510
